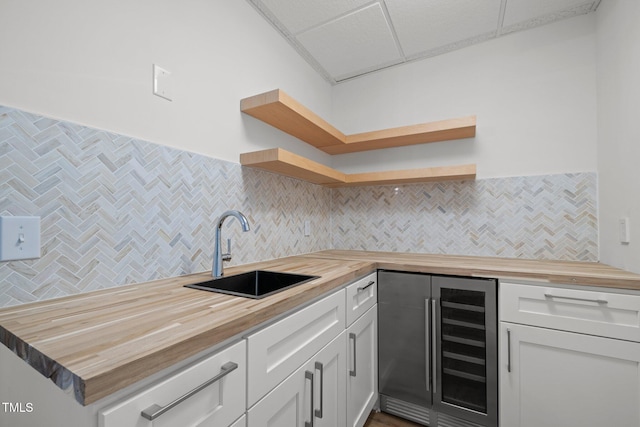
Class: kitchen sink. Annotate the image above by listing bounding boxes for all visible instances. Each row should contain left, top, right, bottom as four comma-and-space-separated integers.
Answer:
184, 270, 319, 299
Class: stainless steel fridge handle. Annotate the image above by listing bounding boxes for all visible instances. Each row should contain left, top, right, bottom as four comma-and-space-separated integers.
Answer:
305, 370, 314, 427
141, 361, 238, 421
425, 298, 430, 392
432, 298, 437, 395
507, 328, 512, 373
349, 332, 357, 377
314, 362, 324, 419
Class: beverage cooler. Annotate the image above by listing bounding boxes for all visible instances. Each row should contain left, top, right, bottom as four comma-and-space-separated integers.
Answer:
378, 270, 498, 427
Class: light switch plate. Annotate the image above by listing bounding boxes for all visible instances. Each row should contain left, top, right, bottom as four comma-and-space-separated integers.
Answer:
153, 64, 172, 101
0, 216, 41, 261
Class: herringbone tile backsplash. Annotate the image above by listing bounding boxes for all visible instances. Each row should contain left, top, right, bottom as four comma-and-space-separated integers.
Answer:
332, 174, 597, 260
0, 105, 598, 307
0, 106, 331, 307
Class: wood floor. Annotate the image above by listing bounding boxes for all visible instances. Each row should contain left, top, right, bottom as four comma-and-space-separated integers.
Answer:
364, 411, 423, 427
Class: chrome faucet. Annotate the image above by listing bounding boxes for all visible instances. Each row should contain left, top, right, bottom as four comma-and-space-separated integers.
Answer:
212, 210, 250, 278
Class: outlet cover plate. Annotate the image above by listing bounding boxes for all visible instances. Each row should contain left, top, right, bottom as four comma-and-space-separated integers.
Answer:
0, 216, 41, 261
153, 64, 172, 101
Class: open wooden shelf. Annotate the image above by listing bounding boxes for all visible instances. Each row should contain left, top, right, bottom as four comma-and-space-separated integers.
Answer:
336, 164, 477, 188
239, 148, 346, 186
240, 148, 476, 188
241, 89, 476, 154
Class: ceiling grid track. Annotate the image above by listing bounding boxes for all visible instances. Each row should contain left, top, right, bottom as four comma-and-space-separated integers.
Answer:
379, 0, 407, 62
291, 1, 381, 37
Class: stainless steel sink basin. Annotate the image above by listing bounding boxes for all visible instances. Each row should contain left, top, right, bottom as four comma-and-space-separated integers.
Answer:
184, 270, 319, 299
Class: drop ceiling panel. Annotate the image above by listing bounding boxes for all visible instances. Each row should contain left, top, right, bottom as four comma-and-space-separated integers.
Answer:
386, 0, 503, 57
259, 0, 372, 34
503, 0, 595, 27
296, 3, 402, 81
247, 0, 601, 83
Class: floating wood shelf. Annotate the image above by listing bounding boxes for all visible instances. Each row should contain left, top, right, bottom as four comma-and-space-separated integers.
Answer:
240, 148, 346, 186
240, 148, 476, 188
240, 89, 476, 154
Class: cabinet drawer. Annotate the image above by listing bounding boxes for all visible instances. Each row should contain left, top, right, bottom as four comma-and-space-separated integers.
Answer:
99, 340, 246, 427
345, 272, 377, 327
500, 282, 640, 341
247, 289, 345, 407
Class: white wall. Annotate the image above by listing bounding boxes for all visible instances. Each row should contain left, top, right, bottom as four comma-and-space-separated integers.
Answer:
0, 0, 332, 165
0, 1, 600, 179
596, 0, 640, 274
330, 14, 598, 179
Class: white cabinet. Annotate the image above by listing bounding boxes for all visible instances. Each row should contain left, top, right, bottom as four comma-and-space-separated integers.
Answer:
346, 305, 377, 427
500, 282, 640, 427
99, 340, 246, 427
345, 272, 377, 327
345, 272, 378, 427
248, 273, 379, 427
247, 290, 346, 407
248, 332, 346, 427
500, 323, 640, 427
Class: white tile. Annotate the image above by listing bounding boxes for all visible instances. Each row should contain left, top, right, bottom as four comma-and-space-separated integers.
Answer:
385, 0, 502, 57
256, 0, 371, 34
296, 3, 402, 80
503, 0, 594, 27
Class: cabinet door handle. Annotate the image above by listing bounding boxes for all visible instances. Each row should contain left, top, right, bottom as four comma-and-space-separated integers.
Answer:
305, 370, 314, 427
432, 298, 438, 395
507, 328, 512, 373
357, 280, 375, 292
140, 361, 238, 421
349, 332, 357, 377
314, 362, 324, 419
544, 293, 608, 304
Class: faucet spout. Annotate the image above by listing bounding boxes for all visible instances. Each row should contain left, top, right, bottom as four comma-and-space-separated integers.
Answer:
212, 210, 250, 278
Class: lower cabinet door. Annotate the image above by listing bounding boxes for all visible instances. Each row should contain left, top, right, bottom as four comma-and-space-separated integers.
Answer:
500, 322, 640, 427
346, 305, 378, 427
248, 332, 346, 427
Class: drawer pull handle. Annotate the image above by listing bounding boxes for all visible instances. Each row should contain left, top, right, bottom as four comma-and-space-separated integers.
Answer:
140, 361, 238, 421
349, 332, 357, 377
315, 362, 324, 419
507, 328, 512, 373
305, 370, 314, 427
544, 293, 608, 304
357, 280, 375, 292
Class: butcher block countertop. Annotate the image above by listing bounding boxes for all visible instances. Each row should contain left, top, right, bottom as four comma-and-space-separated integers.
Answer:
2, 250, 640, 407
307, 250, 640, 289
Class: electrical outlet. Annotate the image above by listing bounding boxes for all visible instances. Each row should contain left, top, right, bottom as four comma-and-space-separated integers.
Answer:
304, 220, 311, 237
0, 216, 41, 261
